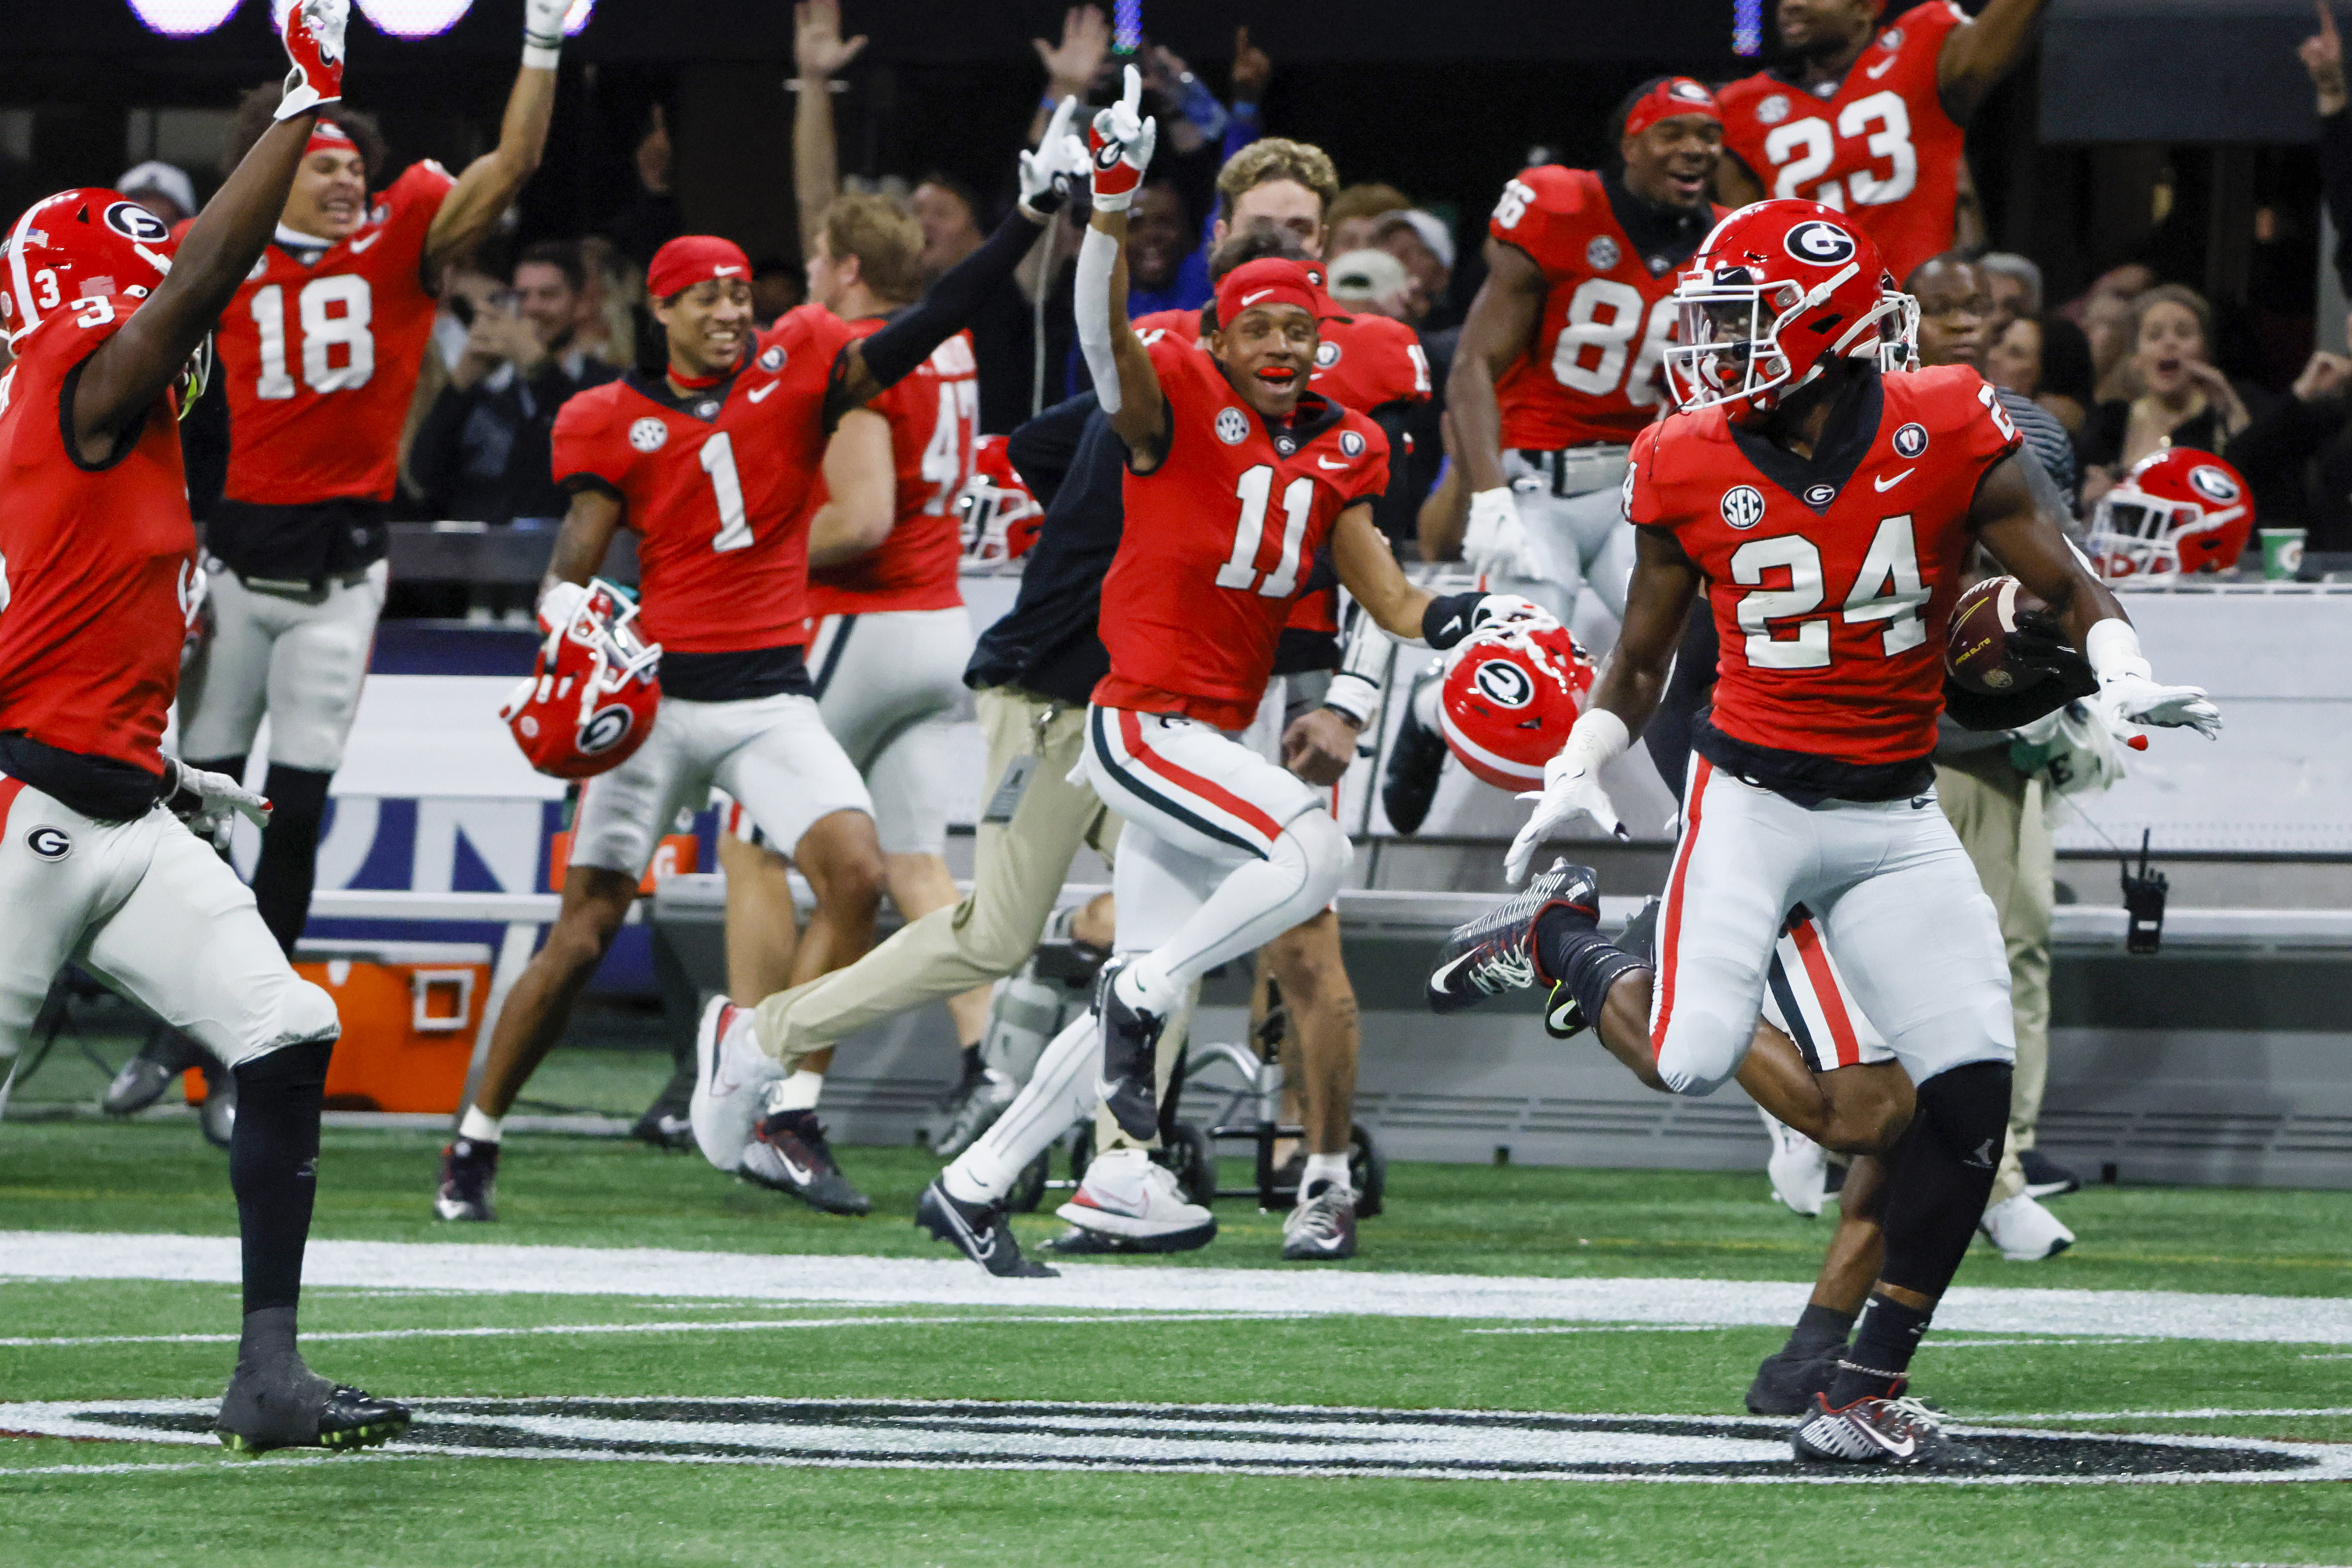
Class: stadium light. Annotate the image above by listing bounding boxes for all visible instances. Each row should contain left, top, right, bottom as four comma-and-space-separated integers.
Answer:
1732, 0, 1763, 57
564, 0, 595, 35
124, 0, 243, 35
355, 0, 474, 38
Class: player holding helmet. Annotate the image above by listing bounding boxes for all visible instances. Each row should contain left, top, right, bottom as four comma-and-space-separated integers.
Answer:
437, 109, 1093, 1224
0, 0, 406, 1454
1714, 0, 2047, 282
1429, 200, 2218, 1468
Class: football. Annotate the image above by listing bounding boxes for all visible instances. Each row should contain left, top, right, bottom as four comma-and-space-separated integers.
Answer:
1943, 575, 2052, 695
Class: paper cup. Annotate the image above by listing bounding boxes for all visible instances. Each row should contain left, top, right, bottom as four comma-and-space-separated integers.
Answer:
2259, 527, 2306, 581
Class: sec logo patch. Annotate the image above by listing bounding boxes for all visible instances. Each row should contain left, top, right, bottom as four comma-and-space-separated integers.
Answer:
1893, 422, 1929, 459
758, 345, 786, 372
1755, 93, 1791, 125
629, 418, 669, 452
1215, 407, 1250, 445
1720, 485, 1766, 530
1585, 234, 1621, 272
26, 825, 70, 861
1314, 340, 1341, 370
1340, 428, 1365, 457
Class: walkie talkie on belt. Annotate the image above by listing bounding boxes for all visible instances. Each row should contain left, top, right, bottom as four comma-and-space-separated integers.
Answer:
2121, 829, 2167, 955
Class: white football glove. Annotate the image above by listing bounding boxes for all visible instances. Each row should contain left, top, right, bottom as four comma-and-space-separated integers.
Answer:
1086, 66, 1158, 212
538, 580, 589, 637
163, 758, 271, 844
1018, 95, 1087, 218
1463, 486, 1542, 582
1468, 592, 1557, 635
2093, 670, 2222, 743
523, 0, 572, 65
1504, 712, 1630, 886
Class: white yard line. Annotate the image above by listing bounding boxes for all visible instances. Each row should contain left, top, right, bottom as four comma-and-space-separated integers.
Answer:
2, 1230, 2349, 1344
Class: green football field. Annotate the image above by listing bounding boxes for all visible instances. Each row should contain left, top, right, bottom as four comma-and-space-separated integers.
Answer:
3, 1050, 2350, 1568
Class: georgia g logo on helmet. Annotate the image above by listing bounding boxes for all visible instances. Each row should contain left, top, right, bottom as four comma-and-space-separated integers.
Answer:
1471, 657, 1534, 710
102, 201, 171, 245
580, 704, 637, 755
2188, 465, 2242, 504
1784, 220, 1857, 267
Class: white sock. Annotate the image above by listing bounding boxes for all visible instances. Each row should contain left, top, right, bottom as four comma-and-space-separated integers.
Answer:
1300, 1152, 1351, 1200
458, 1106, 502, 1144
944, 1014, 1100, 1205
761, 1070, 825, 1116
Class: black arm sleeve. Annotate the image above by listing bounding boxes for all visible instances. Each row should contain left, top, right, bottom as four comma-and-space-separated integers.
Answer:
1366, 402, 1426, 547
1005, 392, 1099, 508
852, 209, 1046, 398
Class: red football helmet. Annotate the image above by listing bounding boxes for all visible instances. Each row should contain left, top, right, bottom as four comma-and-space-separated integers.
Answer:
2087, 448, 2254, 581
959, 435, 1044, 569
1438, 620, 1597, 790
2, 188, 177, 346
499, 581, 663, 779
1662, 199, 1916, 421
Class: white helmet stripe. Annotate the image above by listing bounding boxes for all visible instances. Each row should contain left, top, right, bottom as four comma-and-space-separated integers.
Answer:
6, 200, 45, 345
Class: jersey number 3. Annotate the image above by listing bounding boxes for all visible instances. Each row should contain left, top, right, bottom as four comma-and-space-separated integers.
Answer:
1732, 516, 1926, 670
249, 276, 375, 399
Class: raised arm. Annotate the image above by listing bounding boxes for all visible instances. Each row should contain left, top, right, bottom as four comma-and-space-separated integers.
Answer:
792, 0, 866, 257
804, 409, 897, 567
70, 0, 342, 461
422, 0, 569, 277
1444, 234, 1547, 578
1069, 68, 1172, 463
1937, 0, 2047, 124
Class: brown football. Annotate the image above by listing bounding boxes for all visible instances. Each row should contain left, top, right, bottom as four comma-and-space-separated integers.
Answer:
1943, 575, 2052, 695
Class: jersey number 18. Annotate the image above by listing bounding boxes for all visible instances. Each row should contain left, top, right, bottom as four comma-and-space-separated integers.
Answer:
249, 275, 375, 399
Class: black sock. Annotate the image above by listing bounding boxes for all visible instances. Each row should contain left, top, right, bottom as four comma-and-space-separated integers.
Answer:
959, 1043, 985, 1078
1782, 1302, 1856, 1359
1828, 1292, 1933, 1405
1534, 909, 1650, 1031
251, 765, 333, 956
230, 1041, 331, 1317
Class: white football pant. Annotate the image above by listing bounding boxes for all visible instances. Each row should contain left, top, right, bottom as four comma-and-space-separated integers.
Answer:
806, 607, 973, 856
1488, 446, 1636, 655
176, 560, 387, 772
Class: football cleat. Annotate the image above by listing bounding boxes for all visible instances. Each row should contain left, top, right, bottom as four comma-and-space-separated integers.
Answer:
930, 1061, 1016, 1160
103, 1055, 180, 1117
916, 1177, 1057, 1278
631, 1053, 698, 1151
1745, 1346, 1842, 1416
1281, 1181, 1357, 1261
1053, 1147, 1215, 1252
688, 996, 774, 1173
1093, 961, 1166, 1145
434, 1137, 499, 1222
1380, 664, 1448, 835
1980, 1192, 2074, 1261
1763, 1108, 1828, 1218
2019, 1148, 2082, 1199
216, 1354, 411, 1456
740, 1109, 872, 1215
198, 1064, 237, 1150
1792, 1392, 1994, 1470
1426, 859, 1596, 1015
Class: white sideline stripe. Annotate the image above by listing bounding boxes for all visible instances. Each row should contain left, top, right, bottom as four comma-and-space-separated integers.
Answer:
4, 1231, 2351, 1344
2000, 1405, 2352, 1423
0, 1456, 427, 1478
0, 1311, 1303, 1349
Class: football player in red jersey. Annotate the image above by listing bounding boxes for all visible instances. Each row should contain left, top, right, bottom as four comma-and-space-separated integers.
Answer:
1447, 77, 1728, 656
169, 0, 573, 974
437, 113, 1092, 1224
0, 0, 406, 1455
1431, 202, 2217, 1468
1714, 0, 2046, 282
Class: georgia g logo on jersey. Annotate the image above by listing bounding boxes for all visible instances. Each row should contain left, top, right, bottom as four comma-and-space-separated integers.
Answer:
25, 825, 71, 861
1785, 220, 1858, 267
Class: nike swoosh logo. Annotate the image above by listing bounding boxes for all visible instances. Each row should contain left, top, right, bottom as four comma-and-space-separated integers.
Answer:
940, 1199, 997, 1258
1866, 56, 1896, 79
747, 381, 779, 402
1873, 468, 1913, 492
349, 232, 382, 253
1544, 990, 1582, 1033
1863, 1424, 1918, 1459
1317, 456, 1347, 469
1428, 951, 1481, 993
1094, 1076, 1126, 1105
1242, 289, 1273, 306
776, 1151, 813, 1185
714, 264, 741, 276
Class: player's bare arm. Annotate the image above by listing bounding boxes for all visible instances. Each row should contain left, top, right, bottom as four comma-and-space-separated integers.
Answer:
419, 0, 567, 279
805, 409, 897, 567
1714, 152, 1764, 209
1936, 0, 2049, 124
540, 487, 624, 603
792, 0, 867, 257
1585, 525, 1704, 739
1447, 239, 1548, 499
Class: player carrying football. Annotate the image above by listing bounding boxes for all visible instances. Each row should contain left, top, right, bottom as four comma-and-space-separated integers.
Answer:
1428, 200, 2217, 1467
0, 0, 406, 1454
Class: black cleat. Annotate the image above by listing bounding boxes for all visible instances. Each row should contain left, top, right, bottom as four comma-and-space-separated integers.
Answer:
931, 1060, 1016, 1160
916, 1177, 1057, 1277
217, 1366, 410, 1456
435, 1137, 498, 1222
741, 1109, 872, 1215
1426, 859, 1597, 1015
1745, 1346, 1842, 1416
2020, 1148, 2082, 1199
1093, 960, 1166, 1144
1380, 664, 1448, 834
1548, 895, 1656, 1039
1792, 1391, 1994, 1470
105, 1025, 204, 1116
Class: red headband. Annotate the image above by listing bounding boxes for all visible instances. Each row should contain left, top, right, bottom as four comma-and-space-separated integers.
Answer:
647, 235, 751, 302
1623, 77, 1722, 142
304, 119, 356, 160
1214, 257, 1332, 334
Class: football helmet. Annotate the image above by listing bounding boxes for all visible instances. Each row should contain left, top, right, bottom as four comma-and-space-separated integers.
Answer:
2, 188, 177, 346
1438, 619, 1597, 790
1662, 199, 1916, 421
499, 580, 662, 779
958, 434, 1044, 569
2087, 448, 2253, 582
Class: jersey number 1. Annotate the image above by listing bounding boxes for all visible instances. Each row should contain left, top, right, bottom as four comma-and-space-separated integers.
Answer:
1216, 465, 1314, 599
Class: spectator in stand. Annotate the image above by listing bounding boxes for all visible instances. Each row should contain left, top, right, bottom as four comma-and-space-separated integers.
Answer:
1989, 312, 2096, 437
910, 171, 987, 282
573, 235, 643, 371
115, 160, 198, 227
1328, 183, 1412, 257
2080, 284, 2263, 504
1373, 208, 1455, 326
1326, 248, 1418, 320
603, 104, 684, 269
2070, 261, 2158, 404
1978, 251, 2042, 336
751, 257, 804, 327
408, 241, 622, 524
1908, 254, 2078, 513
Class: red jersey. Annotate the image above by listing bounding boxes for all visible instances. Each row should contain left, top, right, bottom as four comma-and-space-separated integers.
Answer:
1717, 2, 1970, 284
0, 298, 199, 774
1096, 335, 1389, 730
552, 304, 858, 656
805, 320, 975, 617
1625, 365, 2020, 766
203, 161, 456, 505
1489, 166, 1722, 451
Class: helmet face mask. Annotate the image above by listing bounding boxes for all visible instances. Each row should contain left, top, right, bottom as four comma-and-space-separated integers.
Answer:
958, 434, 1044, 569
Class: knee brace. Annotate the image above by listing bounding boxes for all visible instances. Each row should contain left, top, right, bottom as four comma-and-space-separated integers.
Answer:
1879, 1059, 2011, 1296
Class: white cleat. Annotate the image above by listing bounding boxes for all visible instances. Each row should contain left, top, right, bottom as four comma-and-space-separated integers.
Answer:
1980, 1192, 2075, 1261
1762, 1107, 1828, 1218
688, 996, 775, 1173
1054, 1147, 1216, 1252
